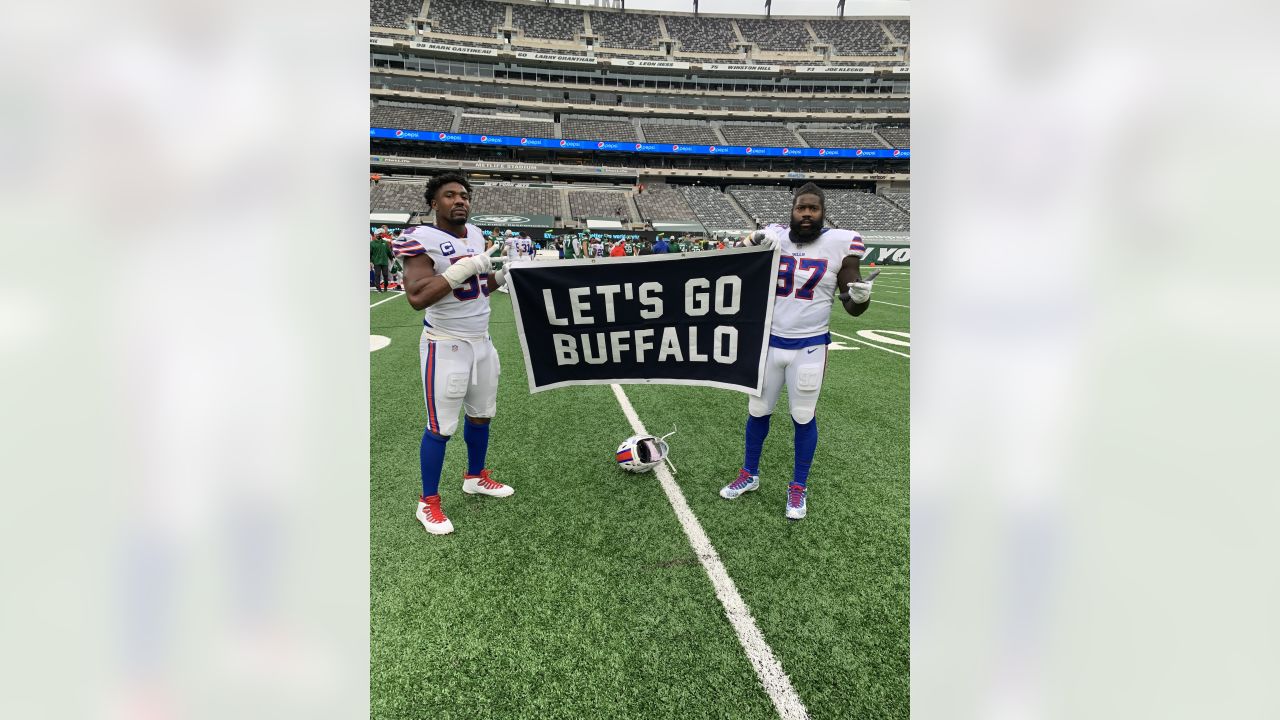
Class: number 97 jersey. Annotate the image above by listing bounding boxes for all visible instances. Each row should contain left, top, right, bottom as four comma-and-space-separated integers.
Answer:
762, 224, 866, 340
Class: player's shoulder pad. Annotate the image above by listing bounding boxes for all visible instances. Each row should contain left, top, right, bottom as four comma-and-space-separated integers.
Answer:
827, 228, 867, 257
392, 225, 434, 256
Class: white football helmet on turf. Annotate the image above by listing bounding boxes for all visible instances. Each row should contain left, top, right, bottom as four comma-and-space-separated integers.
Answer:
615, 428, 677, 474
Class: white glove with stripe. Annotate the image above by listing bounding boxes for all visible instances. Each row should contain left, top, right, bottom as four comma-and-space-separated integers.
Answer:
841, 269, 880, 304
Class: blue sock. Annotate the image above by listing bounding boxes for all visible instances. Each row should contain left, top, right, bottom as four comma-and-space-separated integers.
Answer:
463, 418, 490, 476
420, 428, 449, 497
793, 417, 818, 487
743, 413, 771, 476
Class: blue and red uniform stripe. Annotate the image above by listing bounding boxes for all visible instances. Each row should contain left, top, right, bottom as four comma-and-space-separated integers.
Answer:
425, 342, 439, 433
616, 449, 633, 463
394, 239, 425, 256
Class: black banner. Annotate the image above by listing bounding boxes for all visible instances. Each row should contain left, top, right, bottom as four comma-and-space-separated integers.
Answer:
508, 247, 778, 393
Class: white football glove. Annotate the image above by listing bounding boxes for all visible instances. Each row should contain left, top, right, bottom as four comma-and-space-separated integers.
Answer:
492, 264, 508, 288
842, 269, 880, 304
744, 230, 778, 250
440, 253, 493, 289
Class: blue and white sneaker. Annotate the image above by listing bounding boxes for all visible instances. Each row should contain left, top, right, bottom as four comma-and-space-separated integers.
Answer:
785, 483, 807, 520
720, 469, 760, 499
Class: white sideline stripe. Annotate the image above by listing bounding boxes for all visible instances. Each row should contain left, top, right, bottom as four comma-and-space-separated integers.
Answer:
609, 384, 810, 720
873, 299, 911, 309
876, 283, 910, 290
829, 331, 911, 358
369, 291, 405, 308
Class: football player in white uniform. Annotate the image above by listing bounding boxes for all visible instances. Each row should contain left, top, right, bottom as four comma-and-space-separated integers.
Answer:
720, 183, 878, 520
394, 172, 515, 536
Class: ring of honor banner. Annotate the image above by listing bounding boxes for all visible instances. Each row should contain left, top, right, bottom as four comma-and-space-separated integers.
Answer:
508, 247, 779, 394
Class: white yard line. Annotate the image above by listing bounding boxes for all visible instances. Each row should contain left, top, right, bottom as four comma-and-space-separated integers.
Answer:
609, 384, 811, 720
369, 291, 405, 308
873, 299, 911, 309
829, 331, 911, 358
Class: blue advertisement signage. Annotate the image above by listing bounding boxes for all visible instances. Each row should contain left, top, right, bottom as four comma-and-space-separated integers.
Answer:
370, 127, 910, 159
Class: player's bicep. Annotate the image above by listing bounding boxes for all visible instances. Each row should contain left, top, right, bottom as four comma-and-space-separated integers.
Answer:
403, 253, 439, 284
836, 254, 861, 288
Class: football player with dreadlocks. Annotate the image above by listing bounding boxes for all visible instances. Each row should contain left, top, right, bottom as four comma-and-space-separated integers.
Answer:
721, 183, 878, 520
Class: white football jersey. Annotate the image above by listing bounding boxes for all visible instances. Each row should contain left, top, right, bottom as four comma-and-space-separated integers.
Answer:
590, 242, 605, 258
762, 223, 866, 339
392, 223, 492, 338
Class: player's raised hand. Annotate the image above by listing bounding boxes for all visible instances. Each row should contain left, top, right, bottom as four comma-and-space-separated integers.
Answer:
844, 269, 880, 304
744, 230, 778, 250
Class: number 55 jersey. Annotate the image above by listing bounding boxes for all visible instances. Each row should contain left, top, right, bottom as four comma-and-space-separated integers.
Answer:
392, 223, 492, 338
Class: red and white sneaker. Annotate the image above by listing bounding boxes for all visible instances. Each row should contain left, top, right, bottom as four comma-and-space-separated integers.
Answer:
462, 469, 514, 497
416, 494, 454, 535
785, 483, 808, 520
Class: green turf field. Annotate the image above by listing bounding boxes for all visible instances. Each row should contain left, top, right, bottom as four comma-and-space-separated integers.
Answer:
369, 268, 909, 720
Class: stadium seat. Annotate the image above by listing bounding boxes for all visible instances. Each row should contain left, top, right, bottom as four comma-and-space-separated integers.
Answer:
370, 180, 430, 213
458, 112, 557, 138
589, 10, 661, 50
370, 101, 456, 132
808, 20, 896, 56
562, 115, 638, 142
735, 18, 813, 52
797, 128, 888, 149
875, 127, 911, 148
881, 191, 910, 213
883, 19, 910, 44
633, 186, 697, 222
568, 190, 633, 222
370, 0, 422, 29
665, 16, 739, 54
726, 185, 794, 226
430, 0, 507, 38
677, 186, 753, 230
717, 123, 802, 148
638, 120, 719, 145
471, 185, 562, 218
825, 189, 909, 231
510, 3, 585, 41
